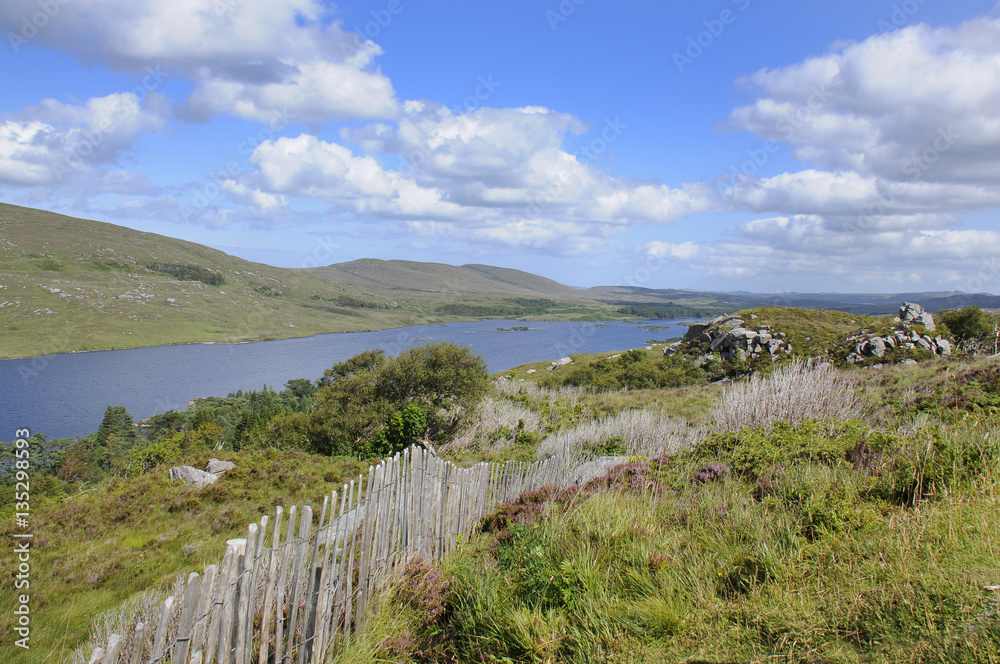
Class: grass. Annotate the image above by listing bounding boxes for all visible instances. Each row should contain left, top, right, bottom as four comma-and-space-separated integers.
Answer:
735, 307, 882, 359
712, 360, 867, 432
342, 415, 1000, 664
0, 448, 368, 664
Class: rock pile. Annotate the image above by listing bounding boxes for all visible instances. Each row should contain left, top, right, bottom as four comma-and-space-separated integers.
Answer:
847, 329, 951, 362
898, 302, 936, 331
671, 314, 791, 362
169, 458, 236, 488
845, 303, 951, 362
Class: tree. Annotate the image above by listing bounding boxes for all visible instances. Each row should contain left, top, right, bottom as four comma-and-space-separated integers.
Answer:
940, 306, 994, 348
304, 343, 489, 457
96, 405, 139, 447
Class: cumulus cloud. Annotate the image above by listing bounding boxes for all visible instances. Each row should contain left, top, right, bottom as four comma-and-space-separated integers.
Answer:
647, 215, 1000, 289
0, 92, 168, 185
712, 15, 1000, 289
0, 0, 399, 125
232, 104, 720, 248
728, 17, 1000, 195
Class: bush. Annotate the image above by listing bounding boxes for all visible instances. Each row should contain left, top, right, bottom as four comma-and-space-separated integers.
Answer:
306, 343, 489, 457
939, 306, 993, 344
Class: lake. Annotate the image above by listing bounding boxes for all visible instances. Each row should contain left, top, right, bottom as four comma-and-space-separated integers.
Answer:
0, 318, 692, 439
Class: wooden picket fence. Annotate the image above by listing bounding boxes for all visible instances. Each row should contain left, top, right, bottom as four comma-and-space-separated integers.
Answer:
83, 445, 583, 664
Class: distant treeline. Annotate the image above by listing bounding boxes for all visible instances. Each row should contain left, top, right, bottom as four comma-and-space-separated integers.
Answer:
615, 303, 728, 319
148, 262, 224, 286
309, 294, 393, 309
439, 298, 556, 318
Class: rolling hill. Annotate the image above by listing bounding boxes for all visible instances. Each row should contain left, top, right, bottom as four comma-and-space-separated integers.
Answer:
1, 202, 994, 358
0, 204, 610, 358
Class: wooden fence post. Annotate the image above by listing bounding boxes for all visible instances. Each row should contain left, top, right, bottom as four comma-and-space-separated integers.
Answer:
257, 506, 283, 664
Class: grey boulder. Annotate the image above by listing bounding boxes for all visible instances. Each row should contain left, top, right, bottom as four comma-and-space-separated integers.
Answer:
169, 466, 219, 489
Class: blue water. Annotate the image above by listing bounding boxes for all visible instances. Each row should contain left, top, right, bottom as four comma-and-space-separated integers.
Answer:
0, 319, 690, 439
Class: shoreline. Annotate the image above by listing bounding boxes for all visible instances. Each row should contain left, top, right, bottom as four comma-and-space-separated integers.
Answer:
0, 313, 640, 361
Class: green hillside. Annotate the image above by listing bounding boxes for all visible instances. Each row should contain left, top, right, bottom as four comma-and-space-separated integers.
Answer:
0, 204, 611, 358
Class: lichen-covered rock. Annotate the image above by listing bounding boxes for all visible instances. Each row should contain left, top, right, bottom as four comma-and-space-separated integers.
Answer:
169, 466, 219, 488
206, 459, 236, 476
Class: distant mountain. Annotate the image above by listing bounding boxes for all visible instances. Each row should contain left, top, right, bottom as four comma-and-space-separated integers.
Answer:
1, 202, 992, 358
307, 259, 583, 300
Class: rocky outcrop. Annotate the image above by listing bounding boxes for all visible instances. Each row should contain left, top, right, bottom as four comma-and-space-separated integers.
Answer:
548, 357, 573, 370
206, 458, 236, 476
675, 315, 790, 362
898, 302, 936, 331
845, 303, 952, 363
170, 459, 238, 488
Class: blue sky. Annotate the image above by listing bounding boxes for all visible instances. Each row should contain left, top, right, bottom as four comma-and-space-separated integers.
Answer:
2, 1, 999, 293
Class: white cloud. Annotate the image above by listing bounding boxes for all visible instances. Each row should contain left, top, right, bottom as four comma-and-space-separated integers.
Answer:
236, 105, 720, 248
646, 215, 1000, 289
252, 134, 396, 199
0, 0, 399, 125
0, 92, 168, 185
729, 17, 1000, 189
219, 180, 286, 215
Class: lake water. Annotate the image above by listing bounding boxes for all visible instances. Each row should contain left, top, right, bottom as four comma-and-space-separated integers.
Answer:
0, 319, 691, 439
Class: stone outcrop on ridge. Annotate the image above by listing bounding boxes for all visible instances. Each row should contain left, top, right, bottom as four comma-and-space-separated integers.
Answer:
667, 314, 791, 363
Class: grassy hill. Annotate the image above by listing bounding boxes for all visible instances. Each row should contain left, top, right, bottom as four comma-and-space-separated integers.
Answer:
0, 204, 611, 358
2, 201, 995, 359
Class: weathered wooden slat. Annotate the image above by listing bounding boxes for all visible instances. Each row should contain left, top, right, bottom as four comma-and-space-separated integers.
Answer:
257, 506, 283, 664
149, 595, 175, 664
298, 496, 328, 664
354, 464, 380, 626
100, 634, 122, 664
339, 480, 357, 640
172, 572, 201, 664
309, 490, 340, 664
216, 539, 246, 664
234, 525, 258, 664
284, 505, 313, 662
190, 565, 216, 664
273, 504, 297, 664
204, 547, 235, 664
127, 621, 147, 664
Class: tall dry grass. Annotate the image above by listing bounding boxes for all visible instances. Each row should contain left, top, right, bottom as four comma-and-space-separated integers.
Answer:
712, 360, 867, 432
442, 397, 544, 453
70, 580, 181, 664
536, 410, 703, 460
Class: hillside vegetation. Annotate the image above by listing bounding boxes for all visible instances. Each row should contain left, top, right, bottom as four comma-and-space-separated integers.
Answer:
5, 202, 998, 359
0, 204, 612, 358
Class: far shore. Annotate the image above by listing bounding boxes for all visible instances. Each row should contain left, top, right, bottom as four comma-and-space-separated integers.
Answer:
0, 313, 652, 361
